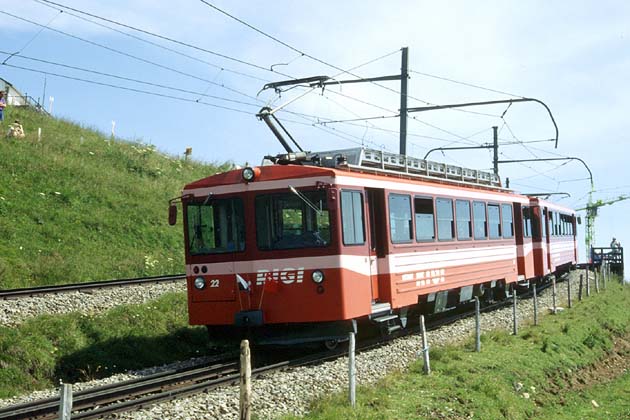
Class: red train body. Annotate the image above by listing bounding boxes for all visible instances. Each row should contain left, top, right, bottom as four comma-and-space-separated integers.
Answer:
173, 148, 578, 344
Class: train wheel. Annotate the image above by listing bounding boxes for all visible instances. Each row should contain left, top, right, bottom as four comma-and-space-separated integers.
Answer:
323, 339, 340, 350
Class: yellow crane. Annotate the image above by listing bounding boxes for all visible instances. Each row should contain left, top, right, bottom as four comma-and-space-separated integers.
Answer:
576, 194, 630, 254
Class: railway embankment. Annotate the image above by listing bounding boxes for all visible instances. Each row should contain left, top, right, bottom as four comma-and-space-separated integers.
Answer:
0, 106, 228, 290
3, 270, 626, 419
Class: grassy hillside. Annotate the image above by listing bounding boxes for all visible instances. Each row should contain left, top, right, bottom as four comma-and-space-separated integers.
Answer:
0, 106, 230, 288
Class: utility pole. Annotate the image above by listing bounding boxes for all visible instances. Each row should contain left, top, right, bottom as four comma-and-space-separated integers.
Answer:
399, 47, 409, 156
493, 126, 499, 177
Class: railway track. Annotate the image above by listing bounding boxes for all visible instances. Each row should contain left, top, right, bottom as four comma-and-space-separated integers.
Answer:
0, 274, 186, 300
0, 277, 564, 419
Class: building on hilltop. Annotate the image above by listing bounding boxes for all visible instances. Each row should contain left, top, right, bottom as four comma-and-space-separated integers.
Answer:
0, 77, 49, 114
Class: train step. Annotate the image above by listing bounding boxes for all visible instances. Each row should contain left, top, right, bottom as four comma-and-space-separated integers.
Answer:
387, 325, 402, 334
372, 314, 398, 323
370, 302, 391, 315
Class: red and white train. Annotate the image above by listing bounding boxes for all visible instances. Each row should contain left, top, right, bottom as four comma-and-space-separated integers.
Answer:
169, 148, 577, 345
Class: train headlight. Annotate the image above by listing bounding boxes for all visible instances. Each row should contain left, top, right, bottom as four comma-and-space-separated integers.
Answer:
242, 167, 256, 182
311, 270, 325, 284
194, 277, 206, 290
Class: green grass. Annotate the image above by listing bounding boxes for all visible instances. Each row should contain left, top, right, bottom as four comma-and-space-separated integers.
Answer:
284, 280, 630, 420
0, 292, 226, 398
0, 106, 231, 288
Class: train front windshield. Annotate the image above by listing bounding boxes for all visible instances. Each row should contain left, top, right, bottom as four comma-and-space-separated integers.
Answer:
255, 191, 331, 250
186, 198, 245, 255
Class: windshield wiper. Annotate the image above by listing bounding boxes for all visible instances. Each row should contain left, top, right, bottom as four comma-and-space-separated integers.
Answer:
289, 185, 323, 215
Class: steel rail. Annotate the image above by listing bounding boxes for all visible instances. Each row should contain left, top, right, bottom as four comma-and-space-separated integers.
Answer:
0, 273, 186, 300
0, 274, 566, 419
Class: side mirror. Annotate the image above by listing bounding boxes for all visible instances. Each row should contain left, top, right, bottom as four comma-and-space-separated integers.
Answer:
577, 216, 582, 225
168, 204, 177, 226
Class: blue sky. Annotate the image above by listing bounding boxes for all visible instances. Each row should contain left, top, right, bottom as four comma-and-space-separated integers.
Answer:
2, 0, 629, 262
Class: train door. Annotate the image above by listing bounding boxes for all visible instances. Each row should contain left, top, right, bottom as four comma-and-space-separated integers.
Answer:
366, 188, 387, 302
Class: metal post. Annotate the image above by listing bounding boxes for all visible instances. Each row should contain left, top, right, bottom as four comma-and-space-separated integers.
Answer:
492, 126, 499, 177
239, 340, 251, 420
348, 332, 356, 407
420, 315, 431, 374
567, 275, 572, 308
399, 47, 408, 156
552, 277, 557, 314
512, 287, 518, 335
533, 284, 538, 326
578, 274, 583, 301
586, 268, 591, 297
474, 297, 481, 352
59, 383, 72, 420
595, 267, 600, 293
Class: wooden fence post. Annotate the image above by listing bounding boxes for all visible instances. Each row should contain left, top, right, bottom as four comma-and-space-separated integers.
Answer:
595, 267, 600, 293
59, 383, 72, 420
586, 268, 591, 297
512, 287, 518, 335
578, 274, 583, 301
567, 275, 572, 308
475, 297, 481, 352
533, 284, 538, 326
552, 276, 557, 314
240, 340, 251, 420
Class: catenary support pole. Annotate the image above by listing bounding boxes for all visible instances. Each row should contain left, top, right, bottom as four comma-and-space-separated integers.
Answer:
59, 383, 72, 420
348, 332, 356, 407
239, 340, 251, 420
533, 284, 538, 326
399, 47, 409, 156
420, 315, 431, 374
475, 297, 481, 352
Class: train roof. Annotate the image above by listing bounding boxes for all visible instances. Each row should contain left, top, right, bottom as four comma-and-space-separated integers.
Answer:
529, 196, 576, 214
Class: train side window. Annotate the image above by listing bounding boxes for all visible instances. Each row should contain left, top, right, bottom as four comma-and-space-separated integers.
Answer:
501, 204, 514, 238
436, 198, 454, 241
473, 201, 487, 239
522, 206, 532, 237
414, 197, 435, 241
341, 190, 365, 245
456, 200, 472, 240
389, 193, 413, 243
542, 209, 548, 238
548, 211, 554, 236
488, 204, 501, 239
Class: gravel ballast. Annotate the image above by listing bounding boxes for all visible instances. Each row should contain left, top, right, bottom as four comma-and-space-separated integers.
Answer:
0, 270, 596, 419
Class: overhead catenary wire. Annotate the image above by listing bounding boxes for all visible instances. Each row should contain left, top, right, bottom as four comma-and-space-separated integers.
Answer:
32, 0, 270, 83
0, 51, 262, 108
3, 63, 255, 115
0, 9, 263, 103
3, 8, 62, 65
34, 0, 293, 79
409, 69, 525, 98
197, 0, 504, 119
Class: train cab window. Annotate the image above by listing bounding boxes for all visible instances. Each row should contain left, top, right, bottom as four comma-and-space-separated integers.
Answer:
501, 204, 514, 238
473, 201, 487, 239
187, 198, 245, 255
389, 194, 413, 243
456, 200, 472, 240
256, 190, 331, 250
340, 190, 365, 245
414, 197, 435, 241
488, 204, 501, 239
436, 198, 454, 241
522, 206, 532, 237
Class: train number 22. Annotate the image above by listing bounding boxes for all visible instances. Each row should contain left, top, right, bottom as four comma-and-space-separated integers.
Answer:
210, 279, 220, 288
